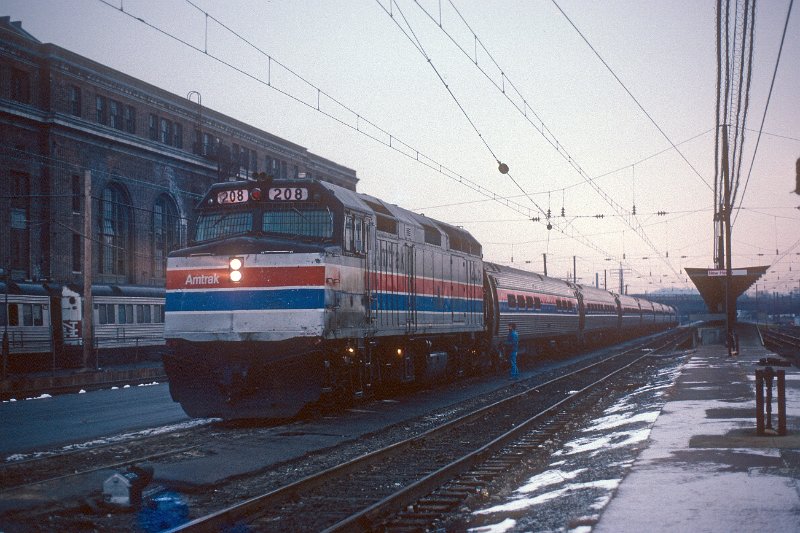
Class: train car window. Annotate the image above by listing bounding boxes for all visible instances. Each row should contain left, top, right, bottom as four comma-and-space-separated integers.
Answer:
0, 304, 5, 327
125, 304, 134, 323
526, 296, 534, 309
8, 304, 18, 326
118, 305, 127, 324
32, 304, 43, 326
22, 304, 32, 326
507, 294, 516, 309
155, 305, 164, 323
534, 297, 541, 310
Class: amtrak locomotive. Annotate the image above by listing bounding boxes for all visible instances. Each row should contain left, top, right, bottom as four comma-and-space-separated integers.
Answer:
164, 177, 676, 419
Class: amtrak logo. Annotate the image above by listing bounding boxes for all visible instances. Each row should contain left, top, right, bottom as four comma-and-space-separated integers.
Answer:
185, 273, 220, 285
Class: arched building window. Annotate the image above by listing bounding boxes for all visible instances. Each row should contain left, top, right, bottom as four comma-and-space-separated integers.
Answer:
99, 183, 131, 276
153, 194, 180, 278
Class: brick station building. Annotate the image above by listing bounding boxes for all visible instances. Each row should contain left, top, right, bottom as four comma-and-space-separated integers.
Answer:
0, 16, 358, 287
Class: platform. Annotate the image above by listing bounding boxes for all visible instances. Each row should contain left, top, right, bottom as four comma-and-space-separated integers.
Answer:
595, 324, 800, 532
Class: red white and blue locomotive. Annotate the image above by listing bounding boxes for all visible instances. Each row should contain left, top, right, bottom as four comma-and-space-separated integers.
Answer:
164, 177, 676, 419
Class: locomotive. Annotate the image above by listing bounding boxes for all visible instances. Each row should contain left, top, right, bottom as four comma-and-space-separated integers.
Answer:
164, 177, 676, 419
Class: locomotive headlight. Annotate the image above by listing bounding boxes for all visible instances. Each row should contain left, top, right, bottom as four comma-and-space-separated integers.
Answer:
229, 257, 244, 282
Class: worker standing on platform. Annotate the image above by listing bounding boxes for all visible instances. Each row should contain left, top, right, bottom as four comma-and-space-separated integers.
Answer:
506, 322, 519, 379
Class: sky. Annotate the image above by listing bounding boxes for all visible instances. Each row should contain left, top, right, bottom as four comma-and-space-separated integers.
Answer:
3, 0, 799, 296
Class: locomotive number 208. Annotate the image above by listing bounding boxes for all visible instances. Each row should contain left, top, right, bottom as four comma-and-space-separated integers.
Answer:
269, 187, 309, 201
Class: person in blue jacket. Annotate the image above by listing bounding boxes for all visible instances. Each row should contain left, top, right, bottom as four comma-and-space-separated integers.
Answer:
506, 322, 519, 379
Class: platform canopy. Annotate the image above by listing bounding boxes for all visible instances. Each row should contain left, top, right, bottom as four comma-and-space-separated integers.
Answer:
685, 266, 768, 313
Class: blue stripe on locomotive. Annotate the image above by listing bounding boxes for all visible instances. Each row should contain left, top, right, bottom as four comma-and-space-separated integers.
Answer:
167, 289, 483, 315
166, 288, 325, 312
371, 292, 483, 313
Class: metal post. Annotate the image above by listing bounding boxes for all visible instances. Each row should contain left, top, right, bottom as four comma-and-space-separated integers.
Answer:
1, 268, 8, 380
764, 367, 774, 431
755, 369, 764, 435
82, 170, 93, 369
721, 124, 735, 356
573, 256, 576, 284
778, 369, 787, 436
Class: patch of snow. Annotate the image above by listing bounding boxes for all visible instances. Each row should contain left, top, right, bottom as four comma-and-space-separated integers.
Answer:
585, 410, 660, 432
517, 468, 587, 494
4, 418, 218, 462
554, 428, 652, 457
475, 480, 621, 515
467, 518, 516, 532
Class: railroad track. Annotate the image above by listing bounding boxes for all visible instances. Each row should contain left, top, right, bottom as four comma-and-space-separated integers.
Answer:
171, 330, 688, 532
0, 422, 215, 497
760, 326, 800, 363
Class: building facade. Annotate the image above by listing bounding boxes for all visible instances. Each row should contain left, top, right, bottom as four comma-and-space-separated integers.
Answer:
0, 16, 358, 287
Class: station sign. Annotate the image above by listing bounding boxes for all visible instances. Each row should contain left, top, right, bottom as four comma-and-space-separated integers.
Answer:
707, 269, 748, 277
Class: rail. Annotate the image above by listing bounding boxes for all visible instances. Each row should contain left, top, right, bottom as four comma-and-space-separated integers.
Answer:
169, 329, 687, 532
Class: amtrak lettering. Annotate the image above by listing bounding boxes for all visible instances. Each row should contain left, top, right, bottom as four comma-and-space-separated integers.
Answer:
185, 273, 220, 285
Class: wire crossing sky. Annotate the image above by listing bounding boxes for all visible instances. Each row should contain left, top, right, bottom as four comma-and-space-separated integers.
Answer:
3, 0, 799, 295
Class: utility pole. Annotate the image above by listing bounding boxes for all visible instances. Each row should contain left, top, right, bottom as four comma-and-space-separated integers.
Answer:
82, 170, 93, 369
1, 268, 7, 380
721, 125, 735, 355
573, 256, 576, 284
542, 253, 547, 276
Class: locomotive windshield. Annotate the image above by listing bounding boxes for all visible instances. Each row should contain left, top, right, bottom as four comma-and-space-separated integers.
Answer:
193, 206, 333, 244
191, 181, 338, 245
195, 211, 254, 243
262, 206, 333, 239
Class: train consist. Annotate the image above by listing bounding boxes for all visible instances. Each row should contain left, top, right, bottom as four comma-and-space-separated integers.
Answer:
164, 177, 677, 419
1, 282, 165, 372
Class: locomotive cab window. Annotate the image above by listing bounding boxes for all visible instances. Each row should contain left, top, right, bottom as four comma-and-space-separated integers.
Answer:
195, 211, 253, 243
344, 213, 366, 253
262, 206, 333, 240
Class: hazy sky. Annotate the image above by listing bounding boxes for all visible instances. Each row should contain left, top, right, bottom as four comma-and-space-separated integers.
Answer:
4, 0, 799, 295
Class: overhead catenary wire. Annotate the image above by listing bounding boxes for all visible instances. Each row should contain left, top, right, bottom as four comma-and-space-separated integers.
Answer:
733, 0, 795, 226
94, 0, 541, 222
375, 0, 548, 219
93, 0, 636, 266
403, 0, 684, 281
549, 0, 713, 194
